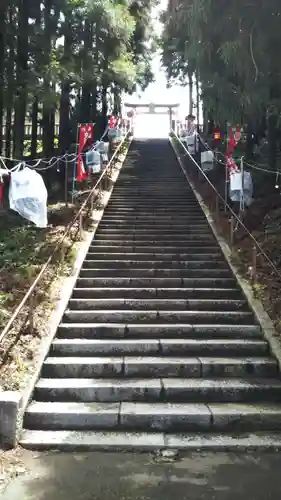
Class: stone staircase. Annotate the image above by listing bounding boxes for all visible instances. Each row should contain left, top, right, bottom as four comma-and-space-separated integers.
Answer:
21, 139, 281, 450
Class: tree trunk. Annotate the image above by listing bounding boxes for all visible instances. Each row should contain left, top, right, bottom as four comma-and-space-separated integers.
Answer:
101, 84, 108, 131
195, 71, 200, 131
5, 5, 15, 158
113, 85, 121, 116
59, 81, 71, 153
31, 97, 38, 158
268, 112, 277, 171
13, 0, 29, 158
245, 120, 254, 161
42, 0, 57, 159
0, 4, 7, 155
208, 112, 214, 135
30, 1, 41, 159
80, 19, 92, 123
188, 71, 193, 116
59, 17, 73, 154
91, 87, 98, 123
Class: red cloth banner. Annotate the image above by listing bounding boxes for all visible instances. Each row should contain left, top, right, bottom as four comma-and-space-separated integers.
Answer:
226, 155, 239, 174
226, 125, 241, 156
76, 123, 94, 181
226, 125, 241, 177
109, 115, 118, 128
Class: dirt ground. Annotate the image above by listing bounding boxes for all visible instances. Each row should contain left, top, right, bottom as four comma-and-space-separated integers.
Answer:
183, 150, 281, 339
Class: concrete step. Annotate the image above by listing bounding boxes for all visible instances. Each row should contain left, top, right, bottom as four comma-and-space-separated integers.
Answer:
82, 260, 228, 270
24, 402, 281, 432
68, 298, 247, 312
33, 378, 281, 403
75, 277, 237, 288
42, 356, 277, 379
94, 232, 214, 242
89, 244, 221, 252
79, 269, 232, 278
101, 216, 208, 222
96, 229, 213, 236
57, 323, 263, 340
107, 202, 199, 207
72, 287, 241, 299
98, 223, 209, 230
21, 139, 281, 450
63, 309, 255, 325
85, 253, 223, 262
90, 240, 217, 248
103, 210, 205, 216
51, 338, 269, 357
20, 430, 281, 451
103, 212, 205, 218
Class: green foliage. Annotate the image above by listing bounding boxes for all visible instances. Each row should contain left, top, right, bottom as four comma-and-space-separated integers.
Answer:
161, 0, 281, 169
0, 0, 157, 159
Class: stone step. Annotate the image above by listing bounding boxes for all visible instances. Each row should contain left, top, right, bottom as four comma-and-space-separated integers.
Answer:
24, 402, 281, 432
33, 377, 281, 403
21, 139, 281, 450
107, 202, 199, 207
101, 216, 207, 221
103, 212, 205, 219
94, 235, 216, 243
98, 223, 209, 229
51, 338, 269, 357
96, 229, 212, 235
90, 241, 218, 250
82, 260, 228, 270
86, 252, 223, 261
41, 356, 277, 379
79, 269, 232, 278
75, 277, 237, 288
89, 244, 220, 252
57, 323, 263, 340
63, 309, 254, 325
20, 430, 281, 451
68, 298, 247, 312
103, 210, 204, 215
72, 287, 241, 299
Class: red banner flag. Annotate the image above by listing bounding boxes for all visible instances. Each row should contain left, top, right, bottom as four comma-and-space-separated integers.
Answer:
109, 115, 118, 128
226, 155, 239, 173
76, 123, 94, 181
226, 125, 241, 156
226, 125, 242, 177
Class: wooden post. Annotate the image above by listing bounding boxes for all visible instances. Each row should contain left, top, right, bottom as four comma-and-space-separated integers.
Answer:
252, 245, 257, 286
215, 194, 219, 220
230, 216, 235, 246
64, 155, 68, 208
79, 212, 83, 239
29, 293, 34, 333
90, 192, 94, 212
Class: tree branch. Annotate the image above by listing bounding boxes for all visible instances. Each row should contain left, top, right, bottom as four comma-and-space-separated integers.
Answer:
249, 22, 258, 82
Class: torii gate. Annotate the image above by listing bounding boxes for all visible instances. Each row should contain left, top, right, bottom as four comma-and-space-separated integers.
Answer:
124, 102, 180, 130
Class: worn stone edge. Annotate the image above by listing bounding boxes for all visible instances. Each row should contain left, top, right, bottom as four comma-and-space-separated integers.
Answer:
0, 138, 132, 448
170, 138, 281, 371
19, 430, 281, 452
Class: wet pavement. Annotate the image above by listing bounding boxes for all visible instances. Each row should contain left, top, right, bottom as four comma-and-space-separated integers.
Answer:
2, 450, 281, 499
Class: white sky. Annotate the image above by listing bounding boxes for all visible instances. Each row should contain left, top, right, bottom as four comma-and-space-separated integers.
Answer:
126, 0, 190, 120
